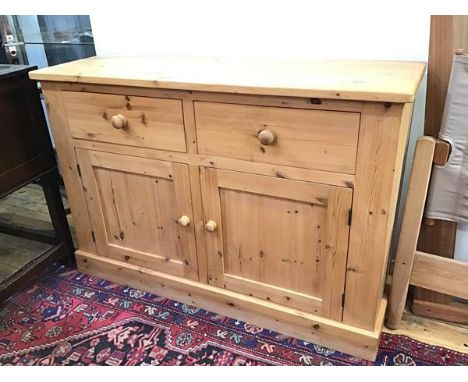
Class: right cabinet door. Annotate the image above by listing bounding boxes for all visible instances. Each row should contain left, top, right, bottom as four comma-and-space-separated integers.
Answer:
201, 168, 353, 320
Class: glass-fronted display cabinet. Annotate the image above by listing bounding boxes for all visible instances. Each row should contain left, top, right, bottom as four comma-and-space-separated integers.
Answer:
0, 15, 95, 67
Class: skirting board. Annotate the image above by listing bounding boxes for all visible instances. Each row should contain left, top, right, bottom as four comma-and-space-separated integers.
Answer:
75, 250, 385, 361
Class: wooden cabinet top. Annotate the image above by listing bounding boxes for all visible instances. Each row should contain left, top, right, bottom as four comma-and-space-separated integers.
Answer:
29, 56, 425, 103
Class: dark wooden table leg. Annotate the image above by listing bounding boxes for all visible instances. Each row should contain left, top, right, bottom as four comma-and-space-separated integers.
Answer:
40, 169, 75, 265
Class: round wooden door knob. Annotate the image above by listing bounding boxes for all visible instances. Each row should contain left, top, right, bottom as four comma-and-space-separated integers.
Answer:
111, 114, 128, 129
205, 220, 217, 232
177, 215, 191, 226
257, 129, 276, 145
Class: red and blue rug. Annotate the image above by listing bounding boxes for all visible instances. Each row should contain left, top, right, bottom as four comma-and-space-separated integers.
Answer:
0, 265, 466, 366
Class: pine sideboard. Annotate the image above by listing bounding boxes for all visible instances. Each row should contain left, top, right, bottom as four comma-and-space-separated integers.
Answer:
30, 56, 425, 360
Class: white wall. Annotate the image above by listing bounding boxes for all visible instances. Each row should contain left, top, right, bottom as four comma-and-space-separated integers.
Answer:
89, 1, 432, 261
90, 2, 430, 61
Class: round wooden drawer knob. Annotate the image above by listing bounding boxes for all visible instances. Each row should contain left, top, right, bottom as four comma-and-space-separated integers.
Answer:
177, 215, 191, 226
111, 114, 128, 129
257, 129, 276, 145
205, 220, 217, 232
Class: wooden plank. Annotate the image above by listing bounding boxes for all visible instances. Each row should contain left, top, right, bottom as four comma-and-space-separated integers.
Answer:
195, 101, 360, 174
322, 187, 353, 320
76, 250, 383, 361
188, 165, 208, 283
41, 83, 96, 253
386, 136, 436, 329
410, 251, 468, 300
415, 220, 459, 312
172, 163, 199, 280
199, 167, 225, 286
343, 102, 414, 330
30, 56, 425, 103
412, 298, 468, 325
74, 148, 109, 257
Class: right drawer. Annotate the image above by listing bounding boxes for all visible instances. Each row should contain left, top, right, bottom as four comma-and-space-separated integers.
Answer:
195, 101, 360, 174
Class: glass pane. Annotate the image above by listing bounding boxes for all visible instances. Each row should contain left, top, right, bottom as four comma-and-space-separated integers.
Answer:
0, 15, 96, 67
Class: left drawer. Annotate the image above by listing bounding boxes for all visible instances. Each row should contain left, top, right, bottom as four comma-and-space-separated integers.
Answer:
63, 91, 187, 152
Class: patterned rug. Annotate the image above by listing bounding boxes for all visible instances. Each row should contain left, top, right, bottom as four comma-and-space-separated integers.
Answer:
0, 265, 466, 366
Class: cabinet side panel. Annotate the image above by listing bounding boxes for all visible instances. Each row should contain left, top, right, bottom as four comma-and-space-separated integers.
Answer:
343, 102, 414, 330
42, 82, 96, 253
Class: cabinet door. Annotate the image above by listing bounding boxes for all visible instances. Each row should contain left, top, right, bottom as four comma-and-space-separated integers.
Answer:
76, 149, 198, 280
201, 168, 352, 320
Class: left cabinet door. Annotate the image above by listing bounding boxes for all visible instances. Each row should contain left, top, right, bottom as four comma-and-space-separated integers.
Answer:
75, 149, 199, 280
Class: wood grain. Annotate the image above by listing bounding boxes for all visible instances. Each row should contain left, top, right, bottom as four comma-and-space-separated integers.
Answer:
415, 15, 468, 321
76, 149, 199, 280
29, 56, 425, 102
343, 103, 414, 330
63, 91, 186, 152
386, 137, 436, 329
195, 101, 360, 174
411, 298, 468, 325
411, 251, 468, 300
201, 168, 352, 320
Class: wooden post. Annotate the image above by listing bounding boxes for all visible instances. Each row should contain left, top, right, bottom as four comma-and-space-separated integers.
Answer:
386, 137, 435, 329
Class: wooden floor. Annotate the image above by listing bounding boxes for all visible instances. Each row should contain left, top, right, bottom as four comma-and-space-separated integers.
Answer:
0, 233, 51, 282
384, 311, 468, 354
0, 183, 75, 284
0, 184, 467, 355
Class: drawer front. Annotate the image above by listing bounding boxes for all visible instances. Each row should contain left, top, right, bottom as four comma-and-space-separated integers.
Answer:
63, 91, 186, 152
195, 102, 360, 174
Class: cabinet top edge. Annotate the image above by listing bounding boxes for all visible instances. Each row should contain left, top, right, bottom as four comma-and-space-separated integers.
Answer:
29, 55, 426, 103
